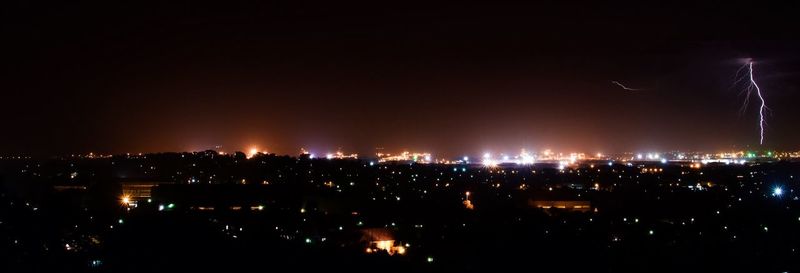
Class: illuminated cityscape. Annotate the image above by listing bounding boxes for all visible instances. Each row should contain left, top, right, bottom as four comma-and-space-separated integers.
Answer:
4, 1, 800, 273
3, 149, 800, 272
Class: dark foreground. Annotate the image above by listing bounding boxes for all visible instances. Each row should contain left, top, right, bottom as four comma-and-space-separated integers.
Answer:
2, 153, 799, 272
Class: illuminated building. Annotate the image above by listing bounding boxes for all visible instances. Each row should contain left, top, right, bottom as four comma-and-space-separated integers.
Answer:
361, 228, 407, 255
120, 181, 166, 206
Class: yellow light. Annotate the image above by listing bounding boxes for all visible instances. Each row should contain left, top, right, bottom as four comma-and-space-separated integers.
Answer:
366, 240, 407, 256
375, 240, 394, 251
121, 196, 131, 205
463, 199, 474, 210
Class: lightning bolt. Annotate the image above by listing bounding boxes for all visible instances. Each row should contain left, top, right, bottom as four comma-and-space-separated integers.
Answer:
733, 60, 769, 145
748, 62, 767, 145
611, 81, 642, 91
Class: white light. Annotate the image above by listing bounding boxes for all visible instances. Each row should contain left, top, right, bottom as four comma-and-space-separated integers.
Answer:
773, 187, 783, 196
463, 156, 469, 162
660, 158, 667, 164
326, 153, 334, 160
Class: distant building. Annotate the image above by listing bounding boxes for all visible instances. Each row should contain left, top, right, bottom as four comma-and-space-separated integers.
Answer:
361, 228, 407, 255
120, 181, 173, 206
121, 181, 161, 200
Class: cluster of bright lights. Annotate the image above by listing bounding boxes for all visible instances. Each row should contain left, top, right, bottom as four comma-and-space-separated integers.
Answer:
557, 161, 569, 170
482, 153, 497, 167
323, 151, 358, 160
637, 153, 661, 160
699, 159, 747, 165
365, 240, 407, 256
519, 149, 535, 165
246, 147, 269, 159
226, 146, 781, 167
376, 151, 432, 163
481, 149, 538, 167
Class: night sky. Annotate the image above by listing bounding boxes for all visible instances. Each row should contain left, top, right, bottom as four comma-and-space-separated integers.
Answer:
3, 1, 800, 156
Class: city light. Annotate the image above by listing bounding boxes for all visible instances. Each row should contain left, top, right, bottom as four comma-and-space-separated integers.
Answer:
247, 147, 260, 159
364, 239, 407, 255
463, 191, 474, 210
773, 186, 783, 197
325, 151, 358, 160
518, 149, 535, 165
482, 158, 497, 167
376, 151, 431, 163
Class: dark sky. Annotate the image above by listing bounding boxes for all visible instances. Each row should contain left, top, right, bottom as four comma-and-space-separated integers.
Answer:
3, 1, 800, 157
